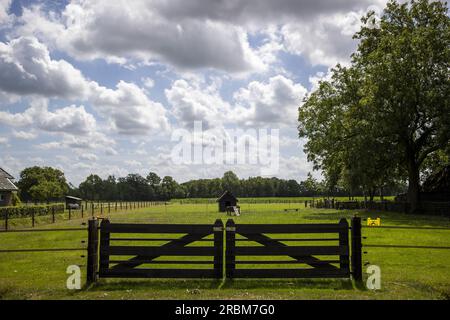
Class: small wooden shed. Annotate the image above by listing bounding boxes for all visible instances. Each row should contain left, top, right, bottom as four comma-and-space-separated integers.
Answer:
217, 191, 238, 212
65, 196, 82, 209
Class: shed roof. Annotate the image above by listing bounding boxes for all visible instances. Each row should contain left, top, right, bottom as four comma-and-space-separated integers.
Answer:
0, 168, 18, 191
65, 196, 83, 201
216, 190, 238, 202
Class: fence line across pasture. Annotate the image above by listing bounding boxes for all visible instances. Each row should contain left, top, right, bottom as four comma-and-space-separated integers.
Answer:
0, 223, 88, 254
362, 225, 450, 231
0, 247, 87, 253
0, 227, 87, 233
1, 201, 167, 231
363, 244, 450, 250
361, 217, 450, 253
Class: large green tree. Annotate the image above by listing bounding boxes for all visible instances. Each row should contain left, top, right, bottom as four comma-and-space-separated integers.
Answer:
18, 166, 69, 202
299, 0, 450, 212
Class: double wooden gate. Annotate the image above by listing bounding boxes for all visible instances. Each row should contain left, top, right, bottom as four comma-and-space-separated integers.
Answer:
87, 218, 362, 283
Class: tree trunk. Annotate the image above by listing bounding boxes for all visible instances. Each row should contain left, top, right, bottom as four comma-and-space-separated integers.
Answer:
407, 159, 421, 214
369, 188, 375, 202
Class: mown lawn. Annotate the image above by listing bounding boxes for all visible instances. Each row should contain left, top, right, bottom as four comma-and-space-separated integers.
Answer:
0, 201, 449, 300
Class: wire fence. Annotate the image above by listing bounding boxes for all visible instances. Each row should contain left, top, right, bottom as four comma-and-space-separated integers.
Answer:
1, 201, 167, 231
0, 225, 88, 254
362, 219, 450, 251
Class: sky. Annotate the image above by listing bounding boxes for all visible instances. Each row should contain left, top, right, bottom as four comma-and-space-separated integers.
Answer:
0, 0, 389, 186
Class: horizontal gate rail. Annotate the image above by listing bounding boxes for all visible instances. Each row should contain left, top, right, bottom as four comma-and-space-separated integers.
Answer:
110, 238, 213, 242
102, 223, 213, 234
231, 269, 349, 279
235, 259, 340, 265
235, 238, 339, 242
233, 246, 346, 256
108, 246, 215, 256
106, 260, 213, 265
234, 224, 345, 234
99, 269, 216, 278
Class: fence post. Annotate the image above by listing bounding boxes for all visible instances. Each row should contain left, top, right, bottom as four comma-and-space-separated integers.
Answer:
68, 207, 71, 220
81, 205, 84, 218
351, 216, 362, 283
4, 209, 8, 231
87, 218, 99, 284
213, 219, 224, 279
99, 219, 110, 277
52, 206, 55, 223
32, 208, 35, 228
91, 202, 94, 217
108, 203, 110, 214
339, 218, 350, 276
225, 219, 236, 279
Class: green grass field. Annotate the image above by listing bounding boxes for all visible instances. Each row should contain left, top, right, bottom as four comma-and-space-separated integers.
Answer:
0, 201, 449, 300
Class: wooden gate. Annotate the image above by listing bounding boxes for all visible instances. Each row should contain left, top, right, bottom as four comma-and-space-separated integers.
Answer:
87, 218, 358, 283
225, 218, 350, 279
96, 219, 224, 279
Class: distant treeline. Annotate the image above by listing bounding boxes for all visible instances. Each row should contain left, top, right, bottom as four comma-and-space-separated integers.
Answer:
15, 167, 406, 203
70, 171, 405, 201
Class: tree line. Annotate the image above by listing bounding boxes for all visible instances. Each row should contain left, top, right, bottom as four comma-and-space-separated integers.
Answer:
14, 166, 406, 203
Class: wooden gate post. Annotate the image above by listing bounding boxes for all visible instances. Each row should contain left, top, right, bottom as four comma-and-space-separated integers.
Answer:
213, 219, 224, 279
99, 219, 111, 277
351, 216, 363, 282
87, 218, 99, 284
225, 219, 236, 279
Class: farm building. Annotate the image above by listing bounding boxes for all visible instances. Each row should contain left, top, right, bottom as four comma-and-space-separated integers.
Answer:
65, 196, 82, 209
0, 168, 19, 207
217, 190, 238, 212
396, 165, 450, 202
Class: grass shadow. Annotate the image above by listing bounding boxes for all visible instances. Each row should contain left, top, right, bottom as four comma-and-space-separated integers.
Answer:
84, 278, 360, 293
215, 278, 354, 291
86, 279, 223, 292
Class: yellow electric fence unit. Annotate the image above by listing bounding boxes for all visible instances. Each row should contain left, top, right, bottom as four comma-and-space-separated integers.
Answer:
367, 217, 381, 227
